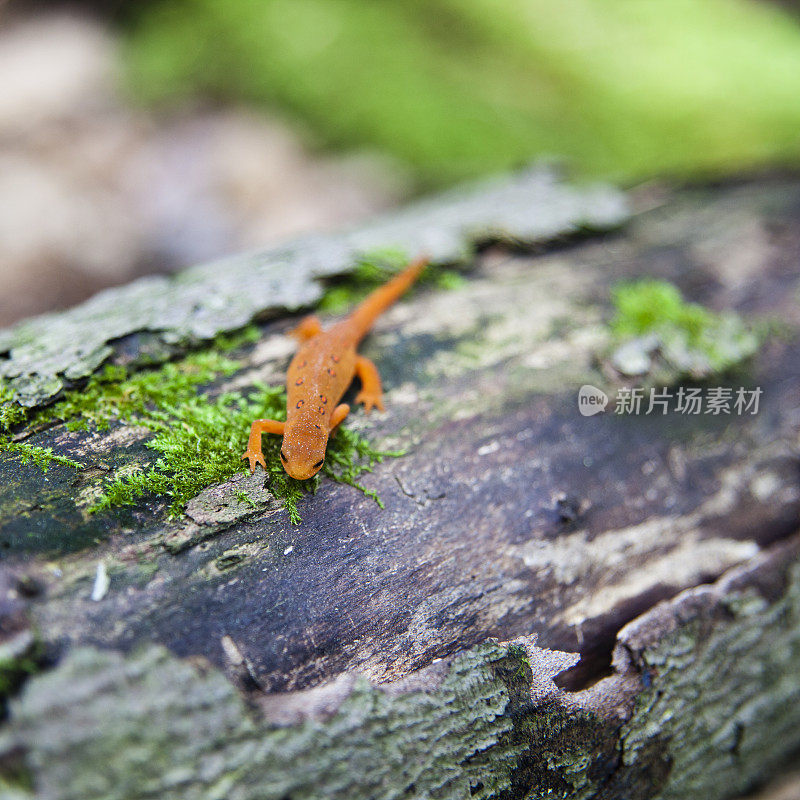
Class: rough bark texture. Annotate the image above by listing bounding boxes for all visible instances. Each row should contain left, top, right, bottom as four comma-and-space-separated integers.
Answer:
1, 169, 799, 799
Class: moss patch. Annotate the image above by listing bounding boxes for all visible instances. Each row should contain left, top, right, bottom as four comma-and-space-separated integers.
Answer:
2, 325, 400, 525
0, 443, 83, 473
608, 279, 759, 379
0, 650, 41, 704
86, 378, 398, 524
2, 383, 85, 480
0, 382, 27, 434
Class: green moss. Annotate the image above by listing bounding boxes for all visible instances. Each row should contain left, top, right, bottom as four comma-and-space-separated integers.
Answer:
0, 331, 262, 481
123, 0, 800, 185
1, 442, 83, 472
233, 489, 258, 509
609, 279, 759, 376
1, 346, 247, 478
0, 402, 26, 432
509, 644, 533, 681
611, 281, 711, 343
85, 382, 277, 516
15, 326, 401, 523
0, 382, 27, 434
87, 380, 398, 524
318, 248, 465, 313
51, 353, 242, 433
0, 327, 260, 435
210, 323, 262, 352
0, 652, 40, 700
2, 380, 85, 475
36, 327, 259, 433
3, 321, 400, 523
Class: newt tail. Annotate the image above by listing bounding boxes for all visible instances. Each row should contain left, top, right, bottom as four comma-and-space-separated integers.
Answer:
242, 255, 429, 481
341, 255, 429, 342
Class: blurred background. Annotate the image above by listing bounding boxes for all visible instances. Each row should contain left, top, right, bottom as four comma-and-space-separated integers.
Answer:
2, 0, 800, 327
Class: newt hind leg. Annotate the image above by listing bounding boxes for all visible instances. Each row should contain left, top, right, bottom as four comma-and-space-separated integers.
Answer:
354, 355, 385, 412
242, 418, 285, 473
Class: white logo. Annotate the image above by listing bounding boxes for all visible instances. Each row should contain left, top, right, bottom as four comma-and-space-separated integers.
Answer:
578, 385, 608, 416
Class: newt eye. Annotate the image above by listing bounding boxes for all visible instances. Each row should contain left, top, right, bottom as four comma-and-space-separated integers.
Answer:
313, 458, 324, 469
280, 449, 288, 462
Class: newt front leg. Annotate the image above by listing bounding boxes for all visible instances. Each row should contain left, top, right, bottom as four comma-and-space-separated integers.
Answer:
291, 315, 322, 342
242, 418, 285, 473
329, 402, 350, 432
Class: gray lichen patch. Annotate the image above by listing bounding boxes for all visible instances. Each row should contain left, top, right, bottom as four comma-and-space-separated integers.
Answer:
0, 167, 627, 410
184, 470, 274, 526
611, 546, 800, 800
159, 471, 279, 554
2, 641, 526, 800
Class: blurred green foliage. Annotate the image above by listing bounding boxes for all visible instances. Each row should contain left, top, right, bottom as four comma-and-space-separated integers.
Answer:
124, 0, 800, 185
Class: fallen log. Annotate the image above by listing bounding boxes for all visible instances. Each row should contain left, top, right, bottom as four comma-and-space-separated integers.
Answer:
0, 169, 798, 800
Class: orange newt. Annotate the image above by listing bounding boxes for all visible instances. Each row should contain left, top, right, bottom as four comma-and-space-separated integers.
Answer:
242, 256, 428, 480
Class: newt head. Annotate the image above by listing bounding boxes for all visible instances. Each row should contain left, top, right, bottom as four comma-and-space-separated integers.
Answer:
279, 413, 329, 480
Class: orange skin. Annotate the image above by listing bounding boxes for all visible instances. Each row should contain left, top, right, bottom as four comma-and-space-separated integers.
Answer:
242, 256, 428, 480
